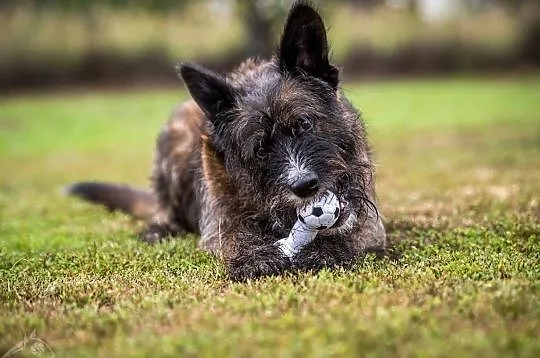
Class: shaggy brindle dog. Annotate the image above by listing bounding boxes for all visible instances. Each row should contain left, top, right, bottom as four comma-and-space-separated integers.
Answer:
69, 1, 386, 281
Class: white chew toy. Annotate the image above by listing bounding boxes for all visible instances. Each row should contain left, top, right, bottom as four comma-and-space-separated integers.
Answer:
275, 190, 341, 258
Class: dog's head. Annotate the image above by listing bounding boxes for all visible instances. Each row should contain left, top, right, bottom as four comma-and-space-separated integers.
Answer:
179, 2, 371, 230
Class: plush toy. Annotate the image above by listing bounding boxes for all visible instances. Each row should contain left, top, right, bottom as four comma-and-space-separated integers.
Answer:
275, 190, 341, 258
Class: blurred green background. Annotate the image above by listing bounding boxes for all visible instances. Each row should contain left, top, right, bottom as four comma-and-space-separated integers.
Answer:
1, 0, 540, 92
1, 1, 540, 357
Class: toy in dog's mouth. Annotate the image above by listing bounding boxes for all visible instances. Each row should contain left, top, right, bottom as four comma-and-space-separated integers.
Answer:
275, 190, 354, 258
295, 190, 352, 231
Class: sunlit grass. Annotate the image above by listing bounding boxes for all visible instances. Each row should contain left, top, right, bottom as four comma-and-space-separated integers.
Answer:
0, 76, 539, 357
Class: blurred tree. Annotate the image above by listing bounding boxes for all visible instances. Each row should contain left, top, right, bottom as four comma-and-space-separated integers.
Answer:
236, 0, 290, 58
496, 0, 540, 65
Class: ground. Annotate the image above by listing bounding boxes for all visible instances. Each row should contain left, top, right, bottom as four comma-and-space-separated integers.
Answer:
0, 76, 539, 357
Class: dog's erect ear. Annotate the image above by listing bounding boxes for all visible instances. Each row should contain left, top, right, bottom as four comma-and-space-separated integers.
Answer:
178, 63, 235, 121
279, 2, 339, 88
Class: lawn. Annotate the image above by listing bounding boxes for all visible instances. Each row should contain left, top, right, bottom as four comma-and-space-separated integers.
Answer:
0, 76, 539, 357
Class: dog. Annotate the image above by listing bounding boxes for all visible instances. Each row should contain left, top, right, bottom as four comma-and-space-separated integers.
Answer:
69, 1, 386, 281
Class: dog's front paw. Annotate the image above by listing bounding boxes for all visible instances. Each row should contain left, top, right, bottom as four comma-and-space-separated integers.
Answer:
139, 223, 182, 244
228, 245, 292, 282
293, 238, 356, 272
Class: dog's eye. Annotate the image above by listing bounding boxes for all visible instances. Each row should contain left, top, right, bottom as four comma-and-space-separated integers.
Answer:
297, 118, 313, 135
255, 146, 267, 160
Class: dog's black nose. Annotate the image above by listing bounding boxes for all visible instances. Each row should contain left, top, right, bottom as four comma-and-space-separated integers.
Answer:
290, 172, 319, 198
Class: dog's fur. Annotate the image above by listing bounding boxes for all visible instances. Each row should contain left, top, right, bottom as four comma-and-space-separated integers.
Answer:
69, 1, 386, 281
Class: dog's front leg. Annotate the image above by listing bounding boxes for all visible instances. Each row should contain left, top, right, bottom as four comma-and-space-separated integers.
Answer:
292, 234, 359, 272
225, 231, 293, 282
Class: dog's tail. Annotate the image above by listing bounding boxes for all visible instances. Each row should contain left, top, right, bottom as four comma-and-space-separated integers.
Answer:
66, 181, 158, 220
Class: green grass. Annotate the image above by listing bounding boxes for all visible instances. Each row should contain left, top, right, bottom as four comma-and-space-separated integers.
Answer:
1, 76, 539, 357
